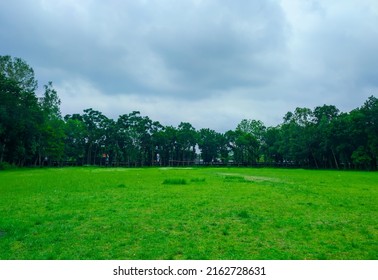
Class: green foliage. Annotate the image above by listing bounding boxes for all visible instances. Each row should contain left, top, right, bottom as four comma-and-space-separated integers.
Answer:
198, 128, 222, 163
0, 55, 38, 92
0, 71, 43, 165
0, 55, 377, 170
352, 146, 372, 168
40, 81, 61, 120
0, 162, 16, 170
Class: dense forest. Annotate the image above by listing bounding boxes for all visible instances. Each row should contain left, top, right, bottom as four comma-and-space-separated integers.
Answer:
1, 55, 377, 170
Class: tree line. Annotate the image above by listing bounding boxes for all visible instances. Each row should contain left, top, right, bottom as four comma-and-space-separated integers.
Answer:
1, 55, 377, 170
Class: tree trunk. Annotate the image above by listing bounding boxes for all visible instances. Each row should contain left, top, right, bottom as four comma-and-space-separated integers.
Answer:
331, 148, 339, 169
93, 145, 98, 165
87, 143, 92, 165
311, 152, 319, 169
0, 143, 4, 163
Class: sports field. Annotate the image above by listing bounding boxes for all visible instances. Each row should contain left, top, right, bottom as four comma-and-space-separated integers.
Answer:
0, 167, 376, 260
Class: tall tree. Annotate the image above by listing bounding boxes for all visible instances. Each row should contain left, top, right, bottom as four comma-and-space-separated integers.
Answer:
198, 128, 222, 164
0, 74, 22, 163
82, 108, 109, 165
63, 114, 87, 164
0, 55, 38, 92
236, 119, 266, 163
281, 107, 316, 167
312, 105, 340, 168
37, 82, 65, 165
262, 126, 283, 164
177, 122, 197, 164
361, 96, 378, 169
116, 111, 159, 166
0, 73, 42, 165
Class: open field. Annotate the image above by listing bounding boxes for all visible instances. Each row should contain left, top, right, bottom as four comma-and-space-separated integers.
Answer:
0, 167, 377, 260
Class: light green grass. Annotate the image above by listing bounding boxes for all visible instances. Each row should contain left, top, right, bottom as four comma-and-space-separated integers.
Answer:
0, 167, 377, 260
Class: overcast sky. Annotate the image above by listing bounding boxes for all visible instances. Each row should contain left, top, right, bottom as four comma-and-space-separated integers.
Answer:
1, 0, 377, 131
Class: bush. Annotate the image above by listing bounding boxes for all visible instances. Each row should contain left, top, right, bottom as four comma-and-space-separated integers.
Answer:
0, 162, 16, 170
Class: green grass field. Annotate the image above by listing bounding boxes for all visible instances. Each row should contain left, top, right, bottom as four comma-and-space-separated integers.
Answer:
0, 167, 377, 260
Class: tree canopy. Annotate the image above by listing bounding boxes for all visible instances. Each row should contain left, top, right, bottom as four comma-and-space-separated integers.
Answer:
1, 55, 377, 170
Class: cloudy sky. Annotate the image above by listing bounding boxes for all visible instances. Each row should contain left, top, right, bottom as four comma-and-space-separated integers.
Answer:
1, 0, 377, 131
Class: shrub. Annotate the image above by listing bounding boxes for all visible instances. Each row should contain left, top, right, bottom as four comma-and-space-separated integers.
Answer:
0, 162, 16, 170
163, 178, 187, 185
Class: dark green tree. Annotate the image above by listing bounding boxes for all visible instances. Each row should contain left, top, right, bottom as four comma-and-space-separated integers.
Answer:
82, 108, 109, 165
0, 73, 42, 165
0, 55, 38, 92
198, 128, 222, 164
177, 122, 197, 164
63, 114, 87, 164
37, 82, 65, 165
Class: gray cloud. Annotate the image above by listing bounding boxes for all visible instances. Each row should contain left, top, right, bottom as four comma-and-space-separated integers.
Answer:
1, 0, 377, 131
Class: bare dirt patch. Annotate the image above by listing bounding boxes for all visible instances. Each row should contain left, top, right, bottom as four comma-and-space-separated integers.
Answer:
218, 173, 280, 183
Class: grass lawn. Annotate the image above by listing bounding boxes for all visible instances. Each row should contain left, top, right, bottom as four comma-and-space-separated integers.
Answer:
0, 167, 377, 260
